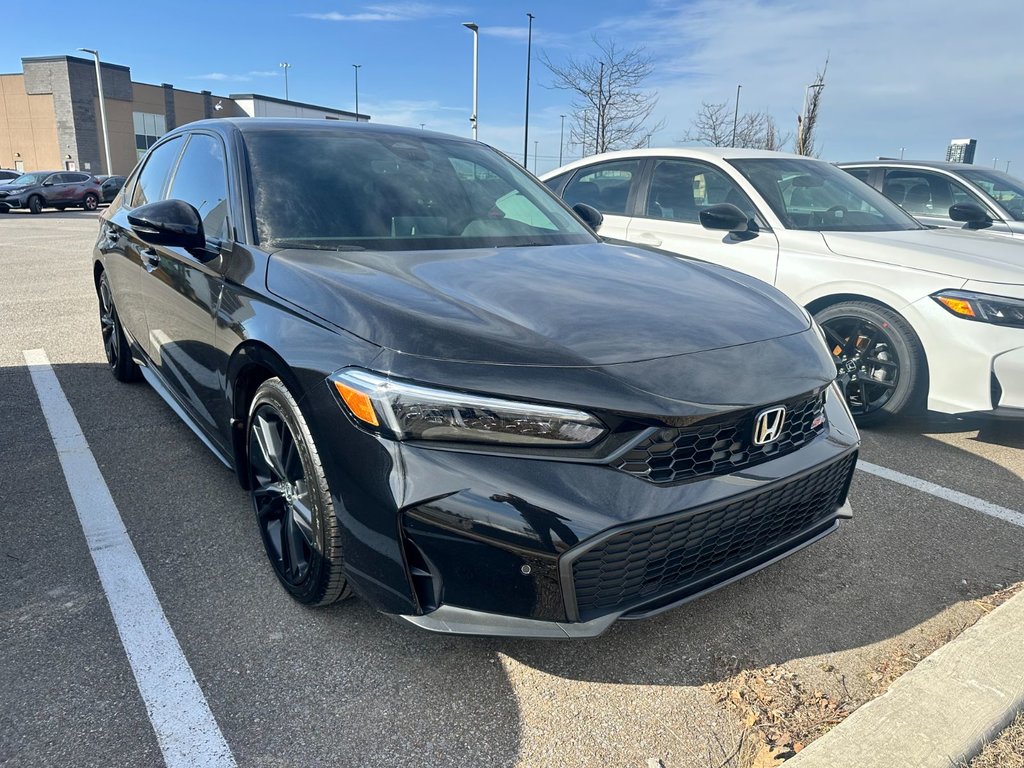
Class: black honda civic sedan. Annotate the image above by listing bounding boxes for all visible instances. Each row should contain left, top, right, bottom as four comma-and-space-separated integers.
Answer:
93, 119, 859, 637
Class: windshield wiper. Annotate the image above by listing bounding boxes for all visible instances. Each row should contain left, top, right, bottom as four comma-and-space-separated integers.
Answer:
267, 240, 365, 252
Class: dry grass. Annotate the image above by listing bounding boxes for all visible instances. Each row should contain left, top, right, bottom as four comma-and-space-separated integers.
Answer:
705, 583, 1024, 767
967, 712, 1024, 768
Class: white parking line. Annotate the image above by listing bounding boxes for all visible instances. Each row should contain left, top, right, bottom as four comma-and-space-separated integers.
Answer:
23, 349, 236, 768
858, 460, 1024, 528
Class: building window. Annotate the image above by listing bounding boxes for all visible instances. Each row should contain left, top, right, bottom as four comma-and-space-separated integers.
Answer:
133, 112, 168, 160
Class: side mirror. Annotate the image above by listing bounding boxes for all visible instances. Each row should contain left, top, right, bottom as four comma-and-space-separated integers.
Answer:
949, 202, 992, 229
42, 180, 54, 187
128, 199, 206, 251
573, 202, 603, 232
699, 203, 749, 233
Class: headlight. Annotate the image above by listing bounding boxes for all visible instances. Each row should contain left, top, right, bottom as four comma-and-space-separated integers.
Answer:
932, 290, 1024, 329
330, 369, 607, 447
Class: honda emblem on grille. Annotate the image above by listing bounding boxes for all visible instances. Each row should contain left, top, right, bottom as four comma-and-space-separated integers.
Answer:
753, 406, 786, 446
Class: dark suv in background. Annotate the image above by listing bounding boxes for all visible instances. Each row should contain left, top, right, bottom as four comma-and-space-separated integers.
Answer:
0, 171, 102, 213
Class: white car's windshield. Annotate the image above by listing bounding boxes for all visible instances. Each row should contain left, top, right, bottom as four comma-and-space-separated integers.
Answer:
730, 158, 924, 232
960, 169, 1024, 221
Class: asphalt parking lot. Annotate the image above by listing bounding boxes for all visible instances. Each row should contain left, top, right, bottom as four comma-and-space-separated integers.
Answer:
2, 209, 1022, 768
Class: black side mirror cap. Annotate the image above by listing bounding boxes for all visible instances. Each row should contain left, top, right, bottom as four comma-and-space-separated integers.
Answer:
572, 202, 603, 232
699, 203, 749, 233
949, 202, 992, 229
128, 199, 207, 251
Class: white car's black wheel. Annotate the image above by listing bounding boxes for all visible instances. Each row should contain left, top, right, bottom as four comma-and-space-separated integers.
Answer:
247, 378, 351, 606
815, 301, 926, 426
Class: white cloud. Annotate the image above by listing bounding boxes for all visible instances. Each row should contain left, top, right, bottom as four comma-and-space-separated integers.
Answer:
190, 72, 251, 82
299, 3, 462, 23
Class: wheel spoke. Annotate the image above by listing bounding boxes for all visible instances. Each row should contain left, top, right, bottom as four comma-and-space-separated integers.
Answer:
252, 413, 288, 480
284, 511, 308, 580
281, 431, 302, 483
290, 494, 315, 548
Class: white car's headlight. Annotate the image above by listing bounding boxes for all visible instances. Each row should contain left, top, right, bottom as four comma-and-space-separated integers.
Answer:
932, 290, 1024, 329
330, 369, 607, 447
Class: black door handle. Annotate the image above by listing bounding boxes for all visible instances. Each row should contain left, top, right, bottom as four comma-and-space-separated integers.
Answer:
142, 248, 160, 267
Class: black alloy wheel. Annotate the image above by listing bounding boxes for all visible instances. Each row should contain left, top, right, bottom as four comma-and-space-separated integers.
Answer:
815, 300, 925, 426
28, 195, 43, 215
98, 271, 141, 382
247, 378, 350, 606
83, 194, 99, 211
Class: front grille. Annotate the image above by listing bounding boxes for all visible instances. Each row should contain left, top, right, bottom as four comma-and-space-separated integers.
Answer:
614, 391, 826, 485
570, 453, 855, 620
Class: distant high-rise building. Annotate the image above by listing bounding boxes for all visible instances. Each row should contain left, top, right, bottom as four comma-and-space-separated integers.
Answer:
946, 138, 977, 164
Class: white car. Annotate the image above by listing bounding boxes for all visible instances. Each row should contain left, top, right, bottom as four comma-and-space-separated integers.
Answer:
542, 148, 1024, 424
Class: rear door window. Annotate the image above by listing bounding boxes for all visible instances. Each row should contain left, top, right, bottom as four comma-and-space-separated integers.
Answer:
562, 160, 640, 215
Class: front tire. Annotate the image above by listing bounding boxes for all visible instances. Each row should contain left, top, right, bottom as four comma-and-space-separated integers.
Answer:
247, 378, 350, 606
28, 196, 43, 214
82, 193, 99, 211
98, 271, 141, 382
815, 300, 926, 426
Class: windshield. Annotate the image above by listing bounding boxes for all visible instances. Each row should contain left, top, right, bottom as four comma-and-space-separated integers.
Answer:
243, 129, 596, 251
8, 173, 45, 187
960, 168, 1024, 221
729, 158, 924, 232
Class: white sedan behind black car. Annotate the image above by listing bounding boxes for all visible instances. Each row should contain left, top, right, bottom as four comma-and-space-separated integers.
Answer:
543, 149, 1024, 425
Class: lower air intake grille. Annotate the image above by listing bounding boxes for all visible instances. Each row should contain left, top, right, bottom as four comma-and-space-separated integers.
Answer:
570, 454, 856, 620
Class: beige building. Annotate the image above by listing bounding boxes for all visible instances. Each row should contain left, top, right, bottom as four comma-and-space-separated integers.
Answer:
0, 55, 367, 176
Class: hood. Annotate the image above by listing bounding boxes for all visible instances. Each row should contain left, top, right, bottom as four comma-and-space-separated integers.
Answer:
266, 242, 811, 366
820, 229, 1024, 284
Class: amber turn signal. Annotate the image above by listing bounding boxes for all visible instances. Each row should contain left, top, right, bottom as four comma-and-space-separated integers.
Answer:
333, 380, 380, 426
936, 296, 975, 318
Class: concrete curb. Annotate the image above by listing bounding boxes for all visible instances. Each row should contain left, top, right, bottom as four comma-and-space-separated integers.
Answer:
786, 588, 1024, 767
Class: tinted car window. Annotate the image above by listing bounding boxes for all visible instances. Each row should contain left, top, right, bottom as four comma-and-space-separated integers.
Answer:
131, 136, 183, 208
242, 129, 594, 251
644, 159, 757, 223
960, 168, 1024, 221
562, 160, 639, 215
844, 168, 872, 184
731, 158, 923, 232
167, 133, 231, 240
882, 170, 977, 217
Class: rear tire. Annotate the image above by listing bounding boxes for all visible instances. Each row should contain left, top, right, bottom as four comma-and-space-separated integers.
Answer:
247, 377, 351, 606
82, 194, 99, 211
815, 300, 926, 426
98, 271, 141, 382
28, 196, 43, 215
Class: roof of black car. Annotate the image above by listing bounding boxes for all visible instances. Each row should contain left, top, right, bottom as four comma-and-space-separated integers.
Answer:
185, 117, 465, 143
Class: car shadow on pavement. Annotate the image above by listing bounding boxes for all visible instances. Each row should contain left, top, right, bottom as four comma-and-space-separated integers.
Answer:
868, 410, 1024, 450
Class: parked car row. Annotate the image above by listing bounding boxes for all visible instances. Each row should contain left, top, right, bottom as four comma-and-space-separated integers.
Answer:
0, 171, 125, 213
541, 148, 1024, 425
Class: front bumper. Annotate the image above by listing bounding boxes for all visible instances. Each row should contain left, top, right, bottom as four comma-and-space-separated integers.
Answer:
908, 291, 1024, 415
0, 197, 22, 210
380, 385, 859, 638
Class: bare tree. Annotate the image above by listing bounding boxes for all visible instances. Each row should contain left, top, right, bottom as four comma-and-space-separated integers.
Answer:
795, 57, 829, 156
683, 102, 792, 150
543, 37, 663, 155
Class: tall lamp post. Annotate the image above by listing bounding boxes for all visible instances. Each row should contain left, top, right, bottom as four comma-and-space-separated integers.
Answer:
463, 22, 479, 140
78, 48, 111, 174
559, 114, 565, 166
731, 84, 741, 148
279, 62, 291, 100
523, 12, 535, 167
352, 64, 362, 120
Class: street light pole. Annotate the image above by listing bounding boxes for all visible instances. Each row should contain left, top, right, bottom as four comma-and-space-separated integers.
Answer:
78, 48, 112, 174
279, 62, 291, 100
596, 61, 604, 154
463, 22, 479, 140
534, 140, 539, 175
731, 84, 741, 148
352, 64, 362, 120
559, 114, 565, 166
523, 12, 534, 167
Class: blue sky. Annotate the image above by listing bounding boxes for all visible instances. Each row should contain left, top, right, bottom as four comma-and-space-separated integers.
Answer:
5, 1, 1023, 176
